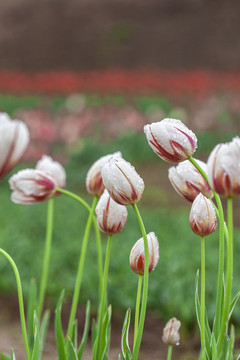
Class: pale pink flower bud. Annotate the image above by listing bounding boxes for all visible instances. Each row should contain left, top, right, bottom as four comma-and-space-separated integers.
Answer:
162, 317, 181, 346
189, 193, 217, 237
129, 232, 159, 276
95, 190, 128, 235
168, 159, 213, 202
36, 155, 66, 189
207, 137, 240, 198
0, 112, 29, 179
86, 152, 122, 197
9, 169, 58, 204
144, 118, 197, 163
101, 157, 144, 205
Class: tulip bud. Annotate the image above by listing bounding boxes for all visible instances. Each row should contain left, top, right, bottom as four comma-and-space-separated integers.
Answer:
9, 169, 58, 204
0, 112, 29, 180
207, 137, 240, 198
101, 157, 144, 205
95, 190, 128, 235
36, 155, 66, 189
86, 152, 122, 197
162, 317, 181, 346
189, 193, 217, 237
168, 159, 213, 202
144, 118, 197, 163
129, 232, 159, 275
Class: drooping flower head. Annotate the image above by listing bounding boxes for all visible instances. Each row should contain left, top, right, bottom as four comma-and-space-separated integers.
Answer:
207, 137, 240, 198
86, 152, 122, 197
144, 118, 197, 163
189, 193, 217, 237
129, 232, 159, 275
0, 112, 29, 179
168, 159, 213, 202
101, 157, 144, 205
162, 317, 181, 346
95, 190, 128, 235
9, 155, 66, 204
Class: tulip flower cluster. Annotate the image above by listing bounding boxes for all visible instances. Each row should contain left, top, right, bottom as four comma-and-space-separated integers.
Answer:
1, 111, 240, 360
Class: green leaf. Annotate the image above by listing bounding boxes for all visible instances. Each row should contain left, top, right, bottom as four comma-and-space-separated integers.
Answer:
27, 278, 37, 350
121, 308, 132, 360
0, 353, 11, 360
72, 319, 78, 349
229, 291, 240, 321
31, 313, 40, 360
55, 290, 67, 360
39, 310, 50, 360
66, 337, 78, 360
194, 271, 211, 359
225, 326, 235, 360
10, 350, 16, 360
99, 305, 112, 360
78, 300, 91, 359
211, 333, 217, 360
118, 355, 121, 360
92, 318, 98, 359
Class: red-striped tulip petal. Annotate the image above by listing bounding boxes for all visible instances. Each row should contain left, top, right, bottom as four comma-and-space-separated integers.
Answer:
207, 137, 240, 198
144, 118, 197, 163
36, 155, 66, 189
189, 193, 217, 237
101, 157, 144, 205
129, 232, 159, 276
162, 317, 181, 346
168, 159, 213, 202
95, 190, 127, 235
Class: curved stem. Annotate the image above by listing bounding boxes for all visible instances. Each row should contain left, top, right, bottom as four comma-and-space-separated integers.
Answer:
96, 234, 112, 359
0, 249, 31, 360
67, 196, 98, 340
188, 156, 225, 338
167, 345, 172, 360
37, 198, 54, 318
57, 188, 103, 304
201, 236, 206, 360
219, 198, 233, 350
132, 203, 149, 360
133, 275, 143, 351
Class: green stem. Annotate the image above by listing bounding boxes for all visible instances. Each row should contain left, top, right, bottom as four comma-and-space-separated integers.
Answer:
201, 236, 206, 360
133, 275, 143, 351
0, 248, 31, 360
57, 188, 103, 305
37, 198, 54, 318
219, 198, 233, 351
96, 234, 112, 359
167, 345, 172, 360
132, 203, 149, 360
66, 196, 98, 340
188, 156, 225, 338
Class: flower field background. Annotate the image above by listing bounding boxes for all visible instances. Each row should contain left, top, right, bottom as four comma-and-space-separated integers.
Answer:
0, 73, 240, 358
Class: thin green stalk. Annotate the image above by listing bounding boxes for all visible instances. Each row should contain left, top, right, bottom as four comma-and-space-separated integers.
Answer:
57, 188, 103, 304
37, 198, 54, 318
188, 156, 225, 337
167, 345, 172, 360
201, 236, 206, 360
0, 249, 31, 360
219, 198, 233, 351
133, 275, 143, 351
96, 234, 112, 359
67, 196, 98, 340
132, 203, 149, 360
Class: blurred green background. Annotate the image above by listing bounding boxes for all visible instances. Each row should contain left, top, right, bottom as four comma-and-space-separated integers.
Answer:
0, 92, 240, 336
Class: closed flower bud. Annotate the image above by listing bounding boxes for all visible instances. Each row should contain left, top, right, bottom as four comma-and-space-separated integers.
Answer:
207, 137, 240, 198
144, 118, 197, 163
9, 169, 58, 204
95, 190, 128, 235
162, 317, 181, 346
86, 152, 122, 197
168, 159, 213, 202
0, 112, 29, 180
189, 193, 217, 237
36, 155, 66, 189
129, 232, 159, 275
101, 157, 144, 205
